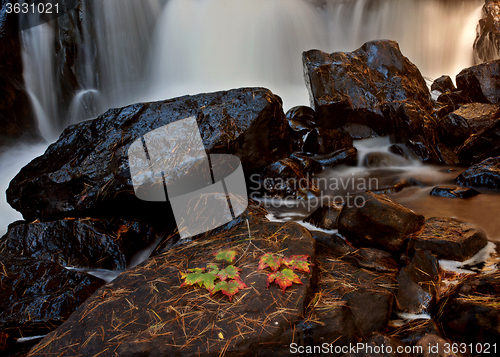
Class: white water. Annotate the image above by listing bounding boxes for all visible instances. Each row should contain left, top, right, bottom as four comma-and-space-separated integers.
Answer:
0, 0, 486, 235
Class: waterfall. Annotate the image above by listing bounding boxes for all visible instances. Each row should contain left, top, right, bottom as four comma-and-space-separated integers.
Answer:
0, 0, 486, 236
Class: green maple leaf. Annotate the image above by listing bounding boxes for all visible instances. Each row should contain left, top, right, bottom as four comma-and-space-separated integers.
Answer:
215, 250, 238, 263
266, 268, 302, 293
217, 265, 241, 281
212, 280, 242, 301
282, 255, 311, 273
181, 271, 217, 292
258, 253, 282, 272
206, 263, 219, 274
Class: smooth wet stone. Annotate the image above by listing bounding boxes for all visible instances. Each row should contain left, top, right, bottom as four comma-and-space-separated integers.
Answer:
415, 334, 460, 357
389, 144, 406, 158
303, 40, 432, 135
0, 217, 157, 270
7, 88, 290, 222
430, 186, 480, 199
396, 250, 440, 315
289, 152, 322, 173
431, 75, 456, 94
0, 254, 104, 341
302, 127, 353, 155
311, 231, 355, 257
457, 60, 500, 104
437, 270, 500, 344
286, 106, 316, 151
436, 143, 460, 165
260, 158, 318, 198
456, 157, 500, 190
412, 217, 488, 262
338, 192, 425, 253
315, 147, 358, 167
342, 247, 399, 274
315, 256, 396, 338
303, 203, 341, 230
28, 209, 318, 356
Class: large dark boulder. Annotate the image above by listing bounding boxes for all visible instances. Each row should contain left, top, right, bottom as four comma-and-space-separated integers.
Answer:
457, 119, 500, 164
303, 40, 432, 136
437, 271, 500, 345
0, 1, 38, 145
431, 75, 456, 94
412, 217, 488, 262
456, 60, 500, 104
449, 103, 500, 133
474, 0, 500, 63
0, 218, 157, 270
0, 254, 104, 340
456, 156, 500, 189
338, 192, 425, 254
7, 88, 290, 222
27, 207, 319, 356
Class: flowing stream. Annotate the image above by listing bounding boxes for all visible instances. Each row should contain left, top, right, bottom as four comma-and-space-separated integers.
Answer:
1, 0, 493, 257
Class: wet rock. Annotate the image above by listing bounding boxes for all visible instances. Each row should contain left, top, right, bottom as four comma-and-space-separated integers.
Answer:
389, 144, 406, 158
412, 217, 488, 262
456, 156, 500, 189
315, 256, 396, 338
363, 152, 405, 168
474, 0, 500, 63
302, 127, 353, 155
312, 231, 355, 258
0, 254, 104, 340
390, 319, 443, 346
448, 103, 500, 134
342, 334, 411, 357
395, 104, 441, 163
7, 88, 290, 222
430, 186, 480, 199
303, 40, 432, 136
436, 91, 469, 110
414, 334, 460, 357
304, 203, 341, 230
431, 75, 456, 94
0, 2, 38, 145
439, 111, 472, 147
338, 192, 425, 254
436, 143, 460, 165
315, 147, 358, 167
340, 123, 378, 139
260, 158, 318, 198
342, 247, 399, 274
286, 106, 315, 151
456, 60, 500, 104
437, 270, 500, 344
289, 152, 322, 173
457, 120, 500, 164
0, 218, 157, 270
28, 210, 319, 356
396, 250, 440, 314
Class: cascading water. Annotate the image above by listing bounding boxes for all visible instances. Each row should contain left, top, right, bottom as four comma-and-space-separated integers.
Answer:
0, 0, 487, 238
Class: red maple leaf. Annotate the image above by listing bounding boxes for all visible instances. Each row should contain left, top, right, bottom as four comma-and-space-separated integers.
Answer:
258, 253, 282, 272
282, 255, 311, 273
266, 268, 302, 293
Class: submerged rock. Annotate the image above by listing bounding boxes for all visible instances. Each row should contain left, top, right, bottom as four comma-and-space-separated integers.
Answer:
0, 218, 157, 270
456, 156, 500, 189
412, 217, 488, 262
7, 88, 290, 222
430, 186, 480, 199
338, 192, 425, 254
0, 254, 104, 340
